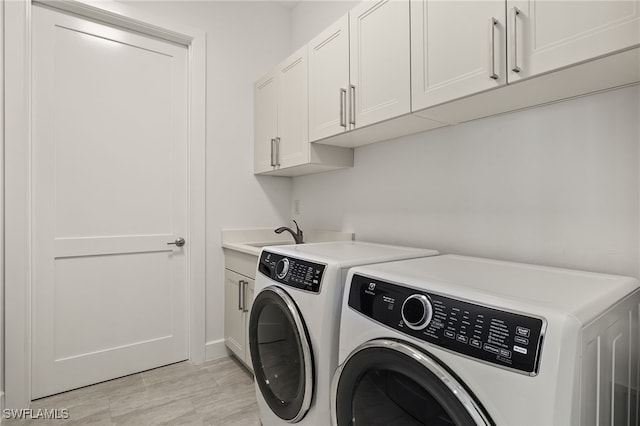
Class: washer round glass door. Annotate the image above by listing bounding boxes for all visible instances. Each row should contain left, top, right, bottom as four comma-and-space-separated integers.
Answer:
249, 286, 314, 422
332, 339, 492, 426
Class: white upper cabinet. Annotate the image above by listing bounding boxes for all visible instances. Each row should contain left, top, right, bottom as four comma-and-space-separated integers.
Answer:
308, 16, 350, 142
308, 1, 413, 143
508, 0, 640, 82
349, 0, 411, 128
411, 1, 507, 111
259, 0, 639, 158
276, 47, 309, 169
254, 45, 354, 176
412, 0, 640, 125
253, 71, 277, 175
254, 46, 310, 173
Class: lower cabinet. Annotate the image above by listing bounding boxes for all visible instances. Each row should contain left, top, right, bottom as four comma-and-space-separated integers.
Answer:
224, 252, 257, 371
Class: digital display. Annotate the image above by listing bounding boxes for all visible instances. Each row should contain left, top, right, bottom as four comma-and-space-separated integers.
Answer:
348, 274, 545, 375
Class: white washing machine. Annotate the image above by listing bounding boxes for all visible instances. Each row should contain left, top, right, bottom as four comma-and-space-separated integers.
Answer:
333, 255, 640, 425
249, 241, 439, 425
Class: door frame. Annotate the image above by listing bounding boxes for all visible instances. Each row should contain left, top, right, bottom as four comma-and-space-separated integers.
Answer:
4, 0, 207, 409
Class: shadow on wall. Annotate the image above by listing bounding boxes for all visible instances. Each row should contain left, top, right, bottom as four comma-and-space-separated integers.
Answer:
291, 85, 640, 278
255, 175, 294, 224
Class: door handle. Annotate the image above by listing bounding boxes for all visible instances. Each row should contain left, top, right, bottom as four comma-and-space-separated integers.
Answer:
270, 138, 276, 167
489, 17, 498, 80
238, 280, 244, 311
242, 281, 249, 313
167, 237, 185, 247
275, 137, 281, 167
510, 7, 521, 73
349, 84, 356, 127
340, 88, 347, 128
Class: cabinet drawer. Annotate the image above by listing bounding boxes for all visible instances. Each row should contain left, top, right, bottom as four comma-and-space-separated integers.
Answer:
224, 249, 258, 279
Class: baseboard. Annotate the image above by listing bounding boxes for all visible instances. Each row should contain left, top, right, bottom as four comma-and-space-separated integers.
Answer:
205, 339, 230, 361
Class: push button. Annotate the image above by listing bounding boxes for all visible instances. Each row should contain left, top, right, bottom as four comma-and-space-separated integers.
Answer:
514, 336, 529, 345
456, 334, 468, 344
516, 326, 530, 337
483, 344, 500, 355
444, 330, 455, 339
513, 345, 528, 355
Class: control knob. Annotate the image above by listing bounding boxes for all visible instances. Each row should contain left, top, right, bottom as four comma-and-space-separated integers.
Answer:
275, 258, 290, 279
401, 294, 433, 330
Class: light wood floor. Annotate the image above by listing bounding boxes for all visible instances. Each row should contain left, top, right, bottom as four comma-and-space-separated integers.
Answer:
4, 357, 260, 425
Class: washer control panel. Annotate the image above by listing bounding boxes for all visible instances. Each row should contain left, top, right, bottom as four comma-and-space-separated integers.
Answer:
258, 251, 326, 293
348, 274, 545, 375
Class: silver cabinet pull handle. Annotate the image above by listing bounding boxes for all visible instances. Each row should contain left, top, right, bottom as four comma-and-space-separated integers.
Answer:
511, 7, 521, 73
489, 17, 498, 79
238, 280, 244, 311
275, 137, 281, 167
270, 138, 276, 167
339, 88, 347, 127
167, 237, 185, 247
349, 84, 356, 126
242, 281, 249, 313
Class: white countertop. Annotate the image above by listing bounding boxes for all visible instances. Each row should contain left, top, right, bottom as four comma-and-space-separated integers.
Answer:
221, 228, 355, 256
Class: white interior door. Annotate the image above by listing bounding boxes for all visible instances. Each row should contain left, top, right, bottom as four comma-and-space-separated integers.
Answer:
32, 5, 189, 399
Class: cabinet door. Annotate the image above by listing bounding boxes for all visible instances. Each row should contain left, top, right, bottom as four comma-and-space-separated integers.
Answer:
224, 269, 246, 360
244, 279, 255, 371
308, 15, 350, 142
349, 0, 411, 129
276, 46, 309, 169
254, 71, 277, 174
411, 1, 506, 111
508, 0, 640, 82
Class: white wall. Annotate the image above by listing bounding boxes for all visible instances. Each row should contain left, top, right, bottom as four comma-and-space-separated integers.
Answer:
122, 1, 293, 347
290, 0, 358, 50
292, 86, 640, 277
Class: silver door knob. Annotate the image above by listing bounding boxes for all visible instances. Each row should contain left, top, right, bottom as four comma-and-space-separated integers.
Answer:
167, 237, 185, 247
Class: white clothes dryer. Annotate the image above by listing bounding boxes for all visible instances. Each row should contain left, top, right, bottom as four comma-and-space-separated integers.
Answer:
249, 241, 439, 425
333, 255, 640, 425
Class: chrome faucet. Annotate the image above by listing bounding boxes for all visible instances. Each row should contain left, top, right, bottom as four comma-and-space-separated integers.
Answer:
274, 219, 304, 244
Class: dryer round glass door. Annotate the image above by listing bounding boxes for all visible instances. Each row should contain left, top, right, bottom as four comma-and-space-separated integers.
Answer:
331, 339, 492, 426
249, 286, 314, 422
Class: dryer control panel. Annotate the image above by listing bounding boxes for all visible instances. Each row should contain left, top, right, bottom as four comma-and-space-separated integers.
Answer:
258, 251, 326, 293
348, 274, 545, 375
